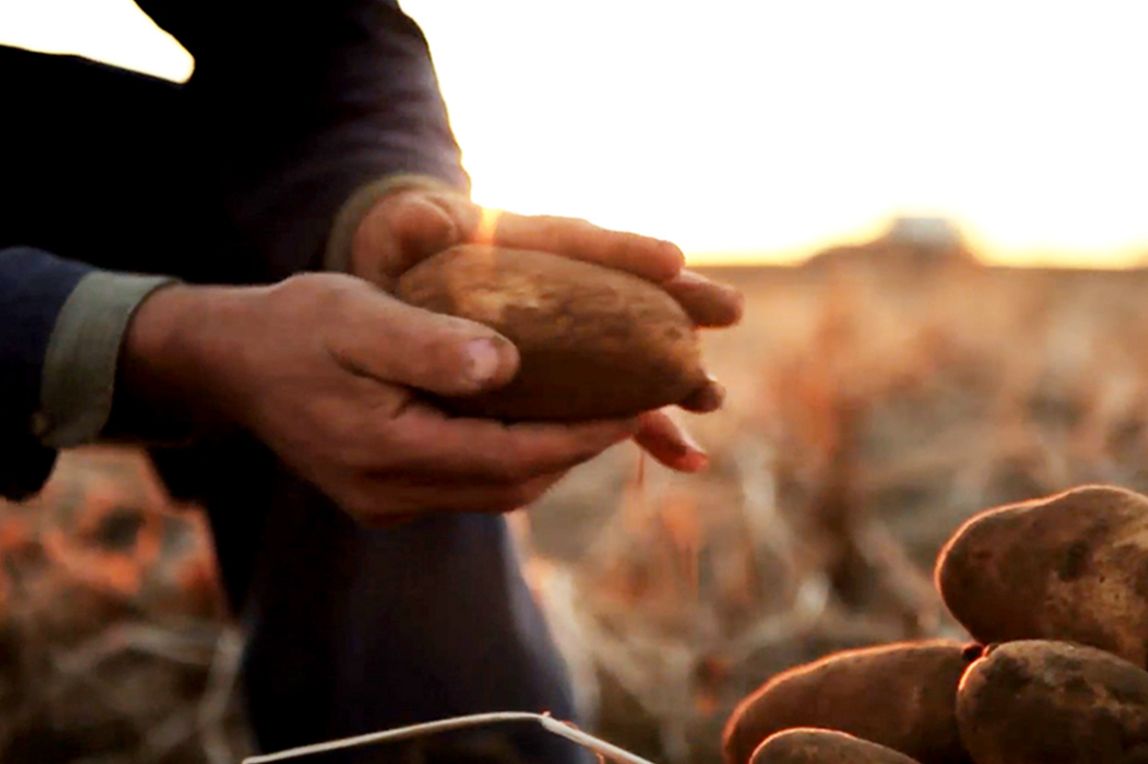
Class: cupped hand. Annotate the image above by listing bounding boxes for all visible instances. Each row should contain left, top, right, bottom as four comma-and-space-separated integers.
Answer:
349, 182, 744, 471
123, 274, 639, 525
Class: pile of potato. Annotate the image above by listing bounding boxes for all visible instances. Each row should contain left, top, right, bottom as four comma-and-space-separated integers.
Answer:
723, 485, 1148, 764
399, 248, 1148, 761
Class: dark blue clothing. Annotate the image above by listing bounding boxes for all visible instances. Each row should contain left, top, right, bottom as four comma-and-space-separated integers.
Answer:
0, 4, 587, 760
0, 248, 92, 499
132, 0, 471, 277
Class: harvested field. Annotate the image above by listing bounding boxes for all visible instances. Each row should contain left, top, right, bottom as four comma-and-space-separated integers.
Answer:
6, 236, 1148, 762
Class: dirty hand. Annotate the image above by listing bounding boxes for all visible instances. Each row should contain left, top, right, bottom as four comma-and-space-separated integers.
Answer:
121, 274, 639, 525
349, 183, 745, 472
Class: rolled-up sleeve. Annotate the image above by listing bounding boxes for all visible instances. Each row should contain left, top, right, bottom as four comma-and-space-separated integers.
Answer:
0, 246, 175, 499
37, 270, 175, 447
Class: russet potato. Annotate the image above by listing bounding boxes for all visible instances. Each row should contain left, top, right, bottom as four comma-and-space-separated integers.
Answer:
722, 641, 976, 764
956, 640, 1148, 764
936, 485, 1148, 667
395, 245, 706, 421
750, 728, 922, 763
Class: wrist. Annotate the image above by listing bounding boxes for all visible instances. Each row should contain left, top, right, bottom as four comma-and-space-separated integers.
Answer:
120, 283, 259, 431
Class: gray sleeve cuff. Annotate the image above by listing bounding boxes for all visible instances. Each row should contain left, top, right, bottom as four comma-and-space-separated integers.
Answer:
35, 271, 178, 448
323, 173, 458, 274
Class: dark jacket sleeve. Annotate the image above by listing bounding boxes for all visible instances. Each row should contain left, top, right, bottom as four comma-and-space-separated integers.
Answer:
0, 247, 93, 499
135, 0, 470, 280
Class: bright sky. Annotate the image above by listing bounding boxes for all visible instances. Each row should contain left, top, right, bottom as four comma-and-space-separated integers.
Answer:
3, 1, 1148, 266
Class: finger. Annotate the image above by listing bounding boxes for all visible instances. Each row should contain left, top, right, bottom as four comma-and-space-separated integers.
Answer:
661, 270, 745, 327
405, 190, 686, 283
633, 410, 709, 472
483, 211, 684, 283
412, 191, 687, 283
678, 378, 726, 413
326, 283, 520, 396
421, 190, 484, 238
353, 190, 461, 283
389, 405, 640, 480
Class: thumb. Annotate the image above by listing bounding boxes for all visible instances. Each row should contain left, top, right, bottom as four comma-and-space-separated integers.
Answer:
329, 283, 520, 396
353, 189, 462, 283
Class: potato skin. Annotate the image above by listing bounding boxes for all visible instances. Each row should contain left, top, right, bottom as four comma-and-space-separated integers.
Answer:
750, 728, 921, 763
394, 245, 705, 421
957, 640, 1148, 764
722, 641, 976, 764
935, 485, 1148, 667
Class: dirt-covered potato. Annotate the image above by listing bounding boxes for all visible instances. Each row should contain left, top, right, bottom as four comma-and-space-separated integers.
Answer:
750, 728, 922, 763
935, 485, 1148, 667
394, 244, 706, 421
957, 640, 1148, 764
722, 641, 976, 764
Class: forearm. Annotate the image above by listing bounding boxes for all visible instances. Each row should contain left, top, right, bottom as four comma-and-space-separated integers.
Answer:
114, 282, 255, 436
1, 247, 95, 424
40, 271, 178, 446
0, 246, 167, 440
0, 247, 171, 498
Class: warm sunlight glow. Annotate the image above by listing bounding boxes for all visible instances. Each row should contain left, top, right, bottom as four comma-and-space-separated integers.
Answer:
475, 206, 503, 247
4, 1, 1148, 267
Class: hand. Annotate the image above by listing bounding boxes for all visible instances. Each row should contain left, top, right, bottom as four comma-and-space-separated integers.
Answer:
121, 274, 639, 525
349, 182, 744, 471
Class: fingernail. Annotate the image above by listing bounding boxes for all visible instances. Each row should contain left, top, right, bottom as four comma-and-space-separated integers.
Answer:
700, 378, 726, 410
679, 424, 705, 454
466, 338, 502, 383
679, 452, 710, 473
659, 240, 686, 267
728, 285, 747, 319
419, 198, 460, 244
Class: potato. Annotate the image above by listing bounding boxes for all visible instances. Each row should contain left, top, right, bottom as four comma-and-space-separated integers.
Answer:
956, 640, 1148, 764
722, 641, 976, 764
750, 728, 922, 763
394, 245, 706, 421
935, 485, 1148, 667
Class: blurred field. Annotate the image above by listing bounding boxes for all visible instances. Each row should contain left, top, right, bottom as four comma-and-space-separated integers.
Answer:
6, 226, 1148, 762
